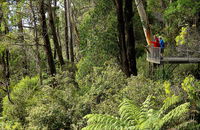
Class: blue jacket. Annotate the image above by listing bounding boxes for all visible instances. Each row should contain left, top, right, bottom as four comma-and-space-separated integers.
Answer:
159, 39, 164, 48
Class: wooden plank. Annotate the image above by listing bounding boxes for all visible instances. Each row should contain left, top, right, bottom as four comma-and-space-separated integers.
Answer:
161, 57, 200, 63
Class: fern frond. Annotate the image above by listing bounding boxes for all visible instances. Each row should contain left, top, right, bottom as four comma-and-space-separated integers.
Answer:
119, 99, 140, 125
139, 95, 153, 123
159, 95, 181, 117
82, 124, 135, 130
159, 102, 190, 129
83, 114, 129, 130
137, 113, 159, 130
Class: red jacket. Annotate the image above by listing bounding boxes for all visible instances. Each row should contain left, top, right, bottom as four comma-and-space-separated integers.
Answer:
150, 37, 160, 47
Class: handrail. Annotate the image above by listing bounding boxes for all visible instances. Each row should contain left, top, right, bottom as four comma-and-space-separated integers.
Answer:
146, 47, 161, 64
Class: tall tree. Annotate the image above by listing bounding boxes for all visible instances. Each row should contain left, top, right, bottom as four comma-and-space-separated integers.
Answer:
115, 0, 129, 76
114, 0, 137, 76
124, 0, 137, 76
48, 0, 65, 66
39, 0, 56, 75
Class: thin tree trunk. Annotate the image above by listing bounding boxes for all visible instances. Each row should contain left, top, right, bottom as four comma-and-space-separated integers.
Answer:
48, 0, 65, 66
39, 0, 56, 76
53, 0, 62, 49
64, 0, 70, 60
68, 0, 74, 62
1, 9, 14, 104
0, 5, 3, 33
2, 49, 14, 104
125, 0, 137, 76
197, 11, 200, 32
30, 0, 43, 85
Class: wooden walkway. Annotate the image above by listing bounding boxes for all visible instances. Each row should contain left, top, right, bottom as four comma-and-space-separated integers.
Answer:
146, 47, 200, 64
161, 57, 200, 64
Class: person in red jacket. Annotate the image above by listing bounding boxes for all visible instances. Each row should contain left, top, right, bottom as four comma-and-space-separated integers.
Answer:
150, 35, 160, 47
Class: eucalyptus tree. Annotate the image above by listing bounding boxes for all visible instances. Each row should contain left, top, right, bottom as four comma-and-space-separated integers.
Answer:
39, 0, 56, 76
114, 0, 137, 76
48, 0, 65, 66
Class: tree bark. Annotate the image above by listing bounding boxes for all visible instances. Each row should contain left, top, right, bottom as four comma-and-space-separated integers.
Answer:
39, 0, 56, 76
2, 50, 14, 104
0, 5, 3, 33
115, 0, 130, 76
0, 3, 14, 103
135, 0, 153, 45
67, 0, 74, 62
48, 0, 65, 66
64, 0, 70, 60
125, 0, 137, 76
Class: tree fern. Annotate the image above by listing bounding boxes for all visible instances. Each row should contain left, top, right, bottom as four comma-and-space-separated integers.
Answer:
119, 99, 140, 125
157, 102, 190, 129
83, 96, 194, 130
158, 95, 181, 117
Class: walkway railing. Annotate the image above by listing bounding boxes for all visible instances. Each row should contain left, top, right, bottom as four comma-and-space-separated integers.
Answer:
146, 47, 161, 64
146, 46, 200, 64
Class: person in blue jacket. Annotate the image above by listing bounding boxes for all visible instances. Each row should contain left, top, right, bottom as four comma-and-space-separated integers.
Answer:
159, 37, 165, 54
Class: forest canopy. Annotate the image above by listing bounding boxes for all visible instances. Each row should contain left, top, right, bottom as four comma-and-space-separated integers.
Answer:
1, 0, 200, 129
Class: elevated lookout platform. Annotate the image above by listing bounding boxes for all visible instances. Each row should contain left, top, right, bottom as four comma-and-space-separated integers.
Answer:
147, 47, 200, 64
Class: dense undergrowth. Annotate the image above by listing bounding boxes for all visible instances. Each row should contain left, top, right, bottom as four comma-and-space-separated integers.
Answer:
1, 59, 200, 129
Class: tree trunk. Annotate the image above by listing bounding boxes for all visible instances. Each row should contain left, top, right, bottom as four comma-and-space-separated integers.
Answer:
0, 5, 3, 33
197, 11, 200, 32
135, 0, 153, 45
0, 5, 13, 104
67, 0, 74, 62
39, 0, 56, 76
30, 0, 43, 85
125, 0, 137, 76
115, 0, 130, 76
48, 0, 65, 66
2, 50, 14, 104
64, 0, 70, 60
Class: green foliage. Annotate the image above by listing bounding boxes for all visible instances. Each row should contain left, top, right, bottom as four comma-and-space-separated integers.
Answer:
83, 95, 192, 130
78, 61, 126, 115
164, 81, 171, 95
76, 0, 118, 84
26, 71, 79, 129
26, 86, 73, 129
164, 0, 200, 23
122, 75, 165, 107
175, 26, 188, 45
2, 77, 39, 125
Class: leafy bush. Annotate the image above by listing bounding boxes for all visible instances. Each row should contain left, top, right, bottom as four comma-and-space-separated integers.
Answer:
121, 75, 165, 107
26, 70, 79, 129
26, 86, 73, 129
2, 77, 39, 125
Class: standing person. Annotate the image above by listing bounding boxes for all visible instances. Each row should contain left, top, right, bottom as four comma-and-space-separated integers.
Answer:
150, 35, 160, 47
159, 37, 165, 54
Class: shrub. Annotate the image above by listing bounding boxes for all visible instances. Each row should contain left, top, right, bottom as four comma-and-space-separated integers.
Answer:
121, 75, 166, 107
2, 77, 39, 125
